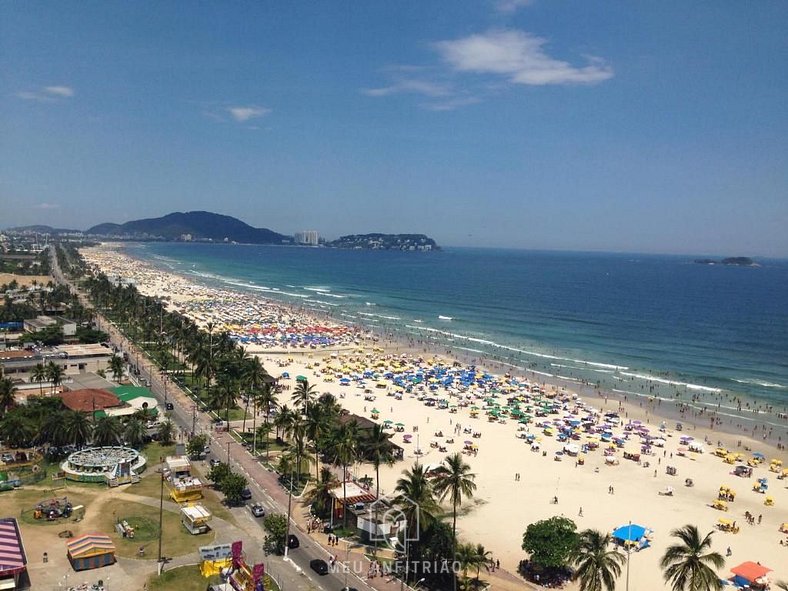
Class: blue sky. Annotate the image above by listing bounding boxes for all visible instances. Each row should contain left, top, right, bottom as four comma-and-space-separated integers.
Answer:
1, 1, 786, 256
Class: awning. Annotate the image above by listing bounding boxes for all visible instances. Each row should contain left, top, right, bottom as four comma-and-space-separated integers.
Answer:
0, 518, 26, 576
730, 561, 771, 582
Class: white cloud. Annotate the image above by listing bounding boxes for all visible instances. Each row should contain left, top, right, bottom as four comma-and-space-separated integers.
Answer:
434, 29, 613, 86
34, 202, 60, 210
226, 106, 271, 122
422, 96, 482, 111
44, 86, 74, 97
16, 85, 75, 102
494, 0, 533, 14
363, 77, 451, 98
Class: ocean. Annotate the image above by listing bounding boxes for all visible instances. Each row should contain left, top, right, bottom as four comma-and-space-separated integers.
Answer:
126, 243, 788, 410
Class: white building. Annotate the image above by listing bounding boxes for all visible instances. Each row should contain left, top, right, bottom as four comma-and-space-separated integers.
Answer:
294, 230, 319, 246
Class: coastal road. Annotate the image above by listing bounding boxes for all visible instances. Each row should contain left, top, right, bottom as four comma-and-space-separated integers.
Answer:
50, 247, 409, 591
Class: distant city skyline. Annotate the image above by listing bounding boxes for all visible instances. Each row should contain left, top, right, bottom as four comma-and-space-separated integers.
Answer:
1, 2, 786, 256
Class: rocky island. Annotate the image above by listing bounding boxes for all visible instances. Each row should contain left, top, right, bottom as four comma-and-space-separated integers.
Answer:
325, 233, 439, 251
694, 257, 757, 266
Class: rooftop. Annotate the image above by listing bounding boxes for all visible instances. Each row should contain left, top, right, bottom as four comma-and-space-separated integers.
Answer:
59, 389, 123, 413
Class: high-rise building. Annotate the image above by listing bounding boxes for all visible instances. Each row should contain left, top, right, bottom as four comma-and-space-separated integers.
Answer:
294, 230, 319, 245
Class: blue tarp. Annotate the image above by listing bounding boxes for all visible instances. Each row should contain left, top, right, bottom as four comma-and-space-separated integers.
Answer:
612, 524, 647, 542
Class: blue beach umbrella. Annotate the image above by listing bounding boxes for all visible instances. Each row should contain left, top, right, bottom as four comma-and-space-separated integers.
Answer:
612, 524, 647, 542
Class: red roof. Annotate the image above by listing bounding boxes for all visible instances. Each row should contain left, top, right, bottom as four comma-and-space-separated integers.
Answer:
59, 389, 122, 413
731, 561, 771, 581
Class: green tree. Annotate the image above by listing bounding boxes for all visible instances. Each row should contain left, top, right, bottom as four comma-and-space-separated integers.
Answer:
123, 416, 146, 448
46, 361, 65, 395
63, 409, 93, 446
93, 416, 123, 446
208, 462, 232, 487
31, 363, 47, 396
221, 472, 248, 506
522, 516, 579, 570
362, 423, 395, 504
303, 466, 340, 519
0, 413, 35, 447
571, 529, 625, 591
293, 379, 317, 415
187, 433, 208, 459
157, 419, 175, 445
109, 355, 124, 382
331, 420, 359, 528
262, 514, 288, 555
0, 378, 16, 416
660, 525, 724, 591
431, 451, 477, 590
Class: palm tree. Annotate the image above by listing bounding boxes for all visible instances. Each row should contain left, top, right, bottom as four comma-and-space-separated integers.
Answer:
109, 355, 124, 382
31, 363, 47, 396
571, 529, 625, 591
331, 420, 359, 528
124, 416, 147, 448
242, 356, 268, 437
363, 423, 395, 503
274, 404, 295, 441
395, 462, 440, 546
0, 413, 35, 447
0, 378, 16, 416
304, 466, 340, 518
93, 416, 123, 446
63, 410, 93, 446
431, 452, 477, 590
660, 525, 725, 591
305, 403, 329, 481
455, 542, 478, 589
473, 543, 493, 581
46, 361, 65, 395
256, 422, 274, 460
293, 379, 317, 415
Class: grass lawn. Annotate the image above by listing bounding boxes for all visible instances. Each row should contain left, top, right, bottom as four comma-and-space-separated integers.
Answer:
141, 442, 177, 465
147, 565, 280, 591
99, 500, 215, 559
9, 488, 93, 527
130, 468, 235, 525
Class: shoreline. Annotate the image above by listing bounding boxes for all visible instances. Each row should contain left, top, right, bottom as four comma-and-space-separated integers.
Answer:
83, 242, 788, 456
80, 242, 788, 587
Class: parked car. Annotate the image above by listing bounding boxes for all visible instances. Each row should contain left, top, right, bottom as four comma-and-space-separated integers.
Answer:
309, 559, 328, 575
250, 503, 265, 518
287, 534, 299, 549
164, 402, 174, 411
209, 459, 221, 468
240, 488, 253, 501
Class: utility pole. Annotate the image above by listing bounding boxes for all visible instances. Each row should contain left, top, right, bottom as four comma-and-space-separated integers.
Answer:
157, 457, 165, 571
226, 441, 230, 465
191, 405, 197, 437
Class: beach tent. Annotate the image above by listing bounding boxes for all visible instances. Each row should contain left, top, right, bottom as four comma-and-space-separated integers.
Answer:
730, 561, 771, 588
66, 534, 116, 571
0, 518, 27, 588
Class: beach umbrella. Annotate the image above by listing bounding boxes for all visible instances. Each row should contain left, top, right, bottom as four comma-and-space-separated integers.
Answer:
383, 419, 393, 424
612, 524, 648, 543
395, 422, 405, 426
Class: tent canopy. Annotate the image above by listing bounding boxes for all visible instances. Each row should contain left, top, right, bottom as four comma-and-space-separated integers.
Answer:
67, 534, 115, 559
0, 518, 27, 576
730, 561, 771, 582
612, 524, 647, 542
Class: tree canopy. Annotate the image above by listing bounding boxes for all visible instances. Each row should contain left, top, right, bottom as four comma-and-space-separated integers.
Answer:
522, 516, 580, 569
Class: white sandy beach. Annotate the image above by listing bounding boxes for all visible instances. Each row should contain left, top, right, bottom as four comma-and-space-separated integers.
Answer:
82, 243, 788, 590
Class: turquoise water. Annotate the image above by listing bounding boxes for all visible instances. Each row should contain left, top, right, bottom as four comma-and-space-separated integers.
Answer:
128, 243, 788, 409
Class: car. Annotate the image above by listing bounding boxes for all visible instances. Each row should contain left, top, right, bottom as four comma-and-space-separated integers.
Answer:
341, 588, 359, 591
309, 559, 328, 575
240, 488, 253, 500
250, 503, 265, 518
287, 534, 299, 549
209, 459, 221, 468
164, 402, 174, 411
